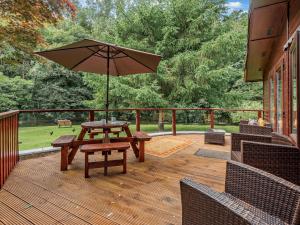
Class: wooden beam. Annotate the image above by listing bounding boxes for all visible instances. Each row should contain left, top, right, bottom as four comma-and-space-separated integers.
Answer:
210, 110, 215, 129
136, 110, 141, 132
172, 110, 176, 136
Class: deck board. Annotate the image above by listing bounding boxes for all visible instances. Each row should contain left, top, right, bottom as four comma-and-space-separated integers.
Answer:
2, 135, 229, 225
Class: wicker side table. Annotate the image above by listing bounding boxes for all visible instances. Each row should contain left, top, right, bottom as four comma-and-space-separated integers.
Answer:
204, 129, 225, 145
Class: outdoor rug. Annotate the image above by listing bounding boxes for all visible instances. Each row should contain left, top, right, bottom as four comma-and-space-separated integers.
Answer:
146, 136, 193, 158
194, 148, 230, 160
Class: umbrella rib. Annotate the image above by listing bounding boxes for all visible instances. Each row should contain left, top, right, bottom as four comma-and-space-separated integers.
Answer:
110, 46, 156, 72
110, 51, 122, 58
70, 49, 101, 70
70, 45, 107, 70
36, 44, 104, 54
87, 46, 107, 58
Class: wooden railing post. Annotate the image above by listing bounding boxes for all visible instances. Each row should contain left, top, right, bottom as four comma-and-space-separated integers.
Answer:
172, 110, 176, 136
158, 110, 164, 131
257, 110, 262, 119
210, 110, 215, 129
88, 110, 95, 121
136, 110, 141, 132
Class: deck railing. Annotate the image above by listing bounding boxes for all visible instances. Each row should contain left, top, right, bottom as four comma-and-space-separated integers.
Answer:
20, 108, 263, 135
0, 110, 19, 188
0, 107, 263, 189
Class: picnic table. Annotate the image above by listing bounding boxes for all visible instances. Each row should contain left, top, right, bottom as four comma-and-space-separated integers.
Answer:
52, 120, 151, 171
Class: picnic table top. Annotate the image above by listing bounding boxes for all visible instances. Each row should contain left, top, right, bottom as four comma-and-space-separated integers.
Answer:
81, 120, 129, 129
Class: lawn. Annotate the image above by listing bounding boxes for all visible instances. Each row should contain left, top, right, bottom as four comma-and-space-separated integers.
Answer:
19, 123, 238, 150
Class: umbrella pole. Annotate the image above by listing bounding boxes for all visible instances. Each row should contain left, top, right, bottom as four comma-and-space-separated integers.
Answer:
106, 46, 110, 123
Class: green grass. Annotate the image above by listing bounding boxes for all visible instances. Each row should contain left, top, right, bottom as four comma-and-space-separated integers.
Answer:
19, 124, 238, 150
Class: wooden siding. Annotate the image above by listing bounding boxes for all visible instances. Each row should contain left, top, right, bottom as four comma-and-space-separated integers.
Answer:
261, 0, 300, 138
289, 0, 300, 36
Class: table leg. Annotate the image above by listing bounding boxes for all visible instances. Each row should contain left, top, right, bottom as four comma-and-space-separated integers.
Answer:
61, 146, 68, 171
139, 141, 145, 162
69, 128, 87, 164
123, 125, 139, 158
89, 131, 94, 140
84, 152, 89, 178
104, 152, 108, 176
123, 150, 127, 173
103, 129, 110, 143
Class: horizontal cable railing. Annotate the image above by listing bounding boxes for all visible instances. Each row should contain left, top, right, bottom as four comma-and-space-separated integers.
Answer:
19, 107, 263, 136
0, 110, 19, 188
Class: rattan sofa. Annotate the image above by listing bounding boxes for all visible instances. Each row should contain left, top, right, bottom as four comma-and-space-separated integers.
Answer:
239, 123, 272, 135
231, 132, 299, 185
180, 161, 300, 225
241, 141, 300, 185
231, 132, 272, 161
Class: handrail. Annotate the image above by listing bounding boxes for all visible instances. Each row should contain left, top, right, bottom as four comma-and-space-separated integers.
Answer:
19, 108, 262, 113
0, 110, 19, 119
19, 107, 264, 136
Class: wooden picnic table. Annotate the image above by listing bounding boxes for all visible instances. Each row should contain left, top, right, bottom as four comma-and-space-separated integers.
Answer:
53, 120, 151, 171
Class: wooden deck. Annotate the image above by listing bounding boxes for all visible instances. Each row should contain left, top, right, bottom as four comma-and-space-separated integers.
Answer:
0, 135, 230, 225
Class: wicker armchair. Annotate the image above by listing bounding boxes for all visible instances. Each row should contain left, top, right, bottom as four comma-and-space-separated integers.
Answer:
180, 161, 300, 225
231, 133, 272, 161
241, 141, 300, 185
239, 120, 249, 125
239, 123, 272, 135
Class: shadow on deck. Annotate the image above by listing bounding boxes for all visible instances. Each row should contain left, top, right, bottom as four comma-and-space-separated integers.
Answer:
0, 135, 230, 225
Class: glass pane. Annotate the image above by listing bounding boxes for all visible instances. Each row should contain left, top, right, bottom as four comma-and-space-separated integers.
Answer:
269, 78, 274, 126
276, 69, 282, 133
291, 45, 297, 134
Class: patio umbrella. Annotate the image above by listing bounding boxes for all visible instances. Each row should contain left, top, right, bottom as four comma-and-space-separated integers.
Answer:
35, 39, 161, 122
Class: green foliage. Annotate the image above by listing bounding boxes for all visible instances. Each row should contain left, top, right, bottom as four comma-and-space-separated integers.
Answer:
29, 63, 92, 109
0, 0, 76, 51
0, 74, 33, 111
0, 0, 262, 118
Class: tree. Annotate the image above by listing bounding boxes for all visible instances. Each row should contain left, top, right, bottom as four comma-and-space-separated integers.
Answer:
29, 62, 92, 109
0, 0, 76, 51
0, 0, 263, 122
0, 73, 33, 111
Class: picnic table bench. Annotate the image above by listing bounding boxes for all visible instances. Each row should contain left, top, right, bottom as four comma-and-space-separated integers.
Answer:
80, 142, 130, 178
134, 131, 151, 162
89, 128, 122, 138
52, 135, 77, 171
57, 119, 72, 127
51, 123, 152, 172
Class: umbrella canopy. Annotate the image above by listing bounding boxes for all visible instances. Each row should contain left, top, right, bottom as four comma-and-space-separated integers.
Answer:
35, 39, 161, 121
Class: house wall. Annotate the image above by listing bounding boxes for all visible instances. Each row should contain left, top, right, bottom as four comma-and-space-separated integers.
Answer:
262, 0, 300, 139
289, 0, 300, 36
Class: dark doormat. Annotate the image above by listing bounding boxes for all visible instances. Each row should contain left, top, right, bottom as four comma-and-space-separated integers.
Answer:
194, 149, 230, 160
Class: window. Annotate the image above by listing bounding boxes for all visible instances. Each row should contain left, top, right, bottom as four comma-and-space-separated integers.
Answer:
290, 43, 297, 135
269, 77, 274, 126
276, 67, 283, 133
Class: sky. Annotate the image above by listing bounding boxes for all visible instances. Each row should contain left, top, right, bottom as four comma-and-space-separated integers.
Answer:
225, 0, 249, 12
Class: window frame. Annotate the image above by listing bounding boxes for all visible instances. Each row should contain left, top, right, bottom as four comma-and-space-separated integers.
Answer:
289, 31, 300, 144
